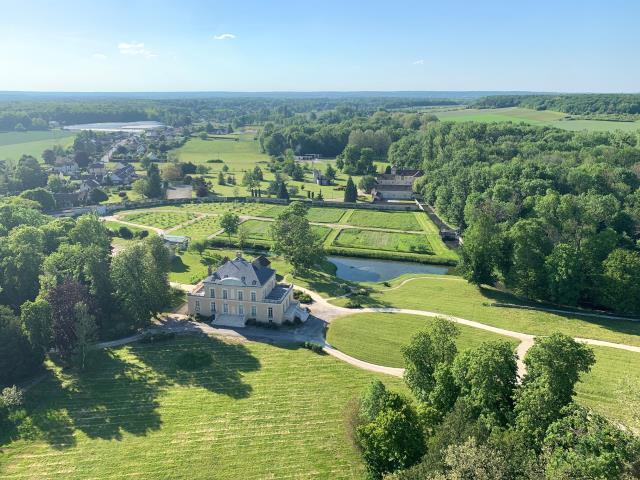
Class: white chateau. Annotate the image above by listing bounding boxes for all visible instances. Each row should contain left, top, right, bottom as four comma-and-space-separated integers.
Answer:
187, 253, 309, 327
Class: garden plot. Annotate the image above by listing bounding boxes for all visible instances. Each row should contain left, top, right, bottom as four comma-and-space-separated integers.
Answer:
171, 216, 221, 240
333, 228, 433, 254
346, 210, 422, 231
120, 211, 196, 230
306, 207, 348, 223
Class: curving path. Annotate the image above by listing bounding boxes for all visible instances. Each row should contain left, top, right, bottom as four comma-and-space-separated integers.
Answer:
291, 285, 640, 380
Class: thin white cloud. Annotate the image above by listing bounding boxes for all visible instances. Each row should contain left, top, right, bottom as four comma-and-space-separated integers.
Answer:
412, 59, 425, 65
92, 53, 107, 60
118, 42, 157, 58
213, 33, 236, 40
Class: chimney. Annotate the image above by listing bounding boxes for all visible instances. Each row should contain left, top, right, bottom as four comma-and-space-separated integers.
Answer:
207, 265, 213, 276
236, 251, 243, 260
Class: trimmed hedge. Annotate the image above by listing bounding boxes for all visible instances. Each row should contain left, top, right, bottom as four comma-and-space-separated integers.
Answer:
325, 246, 457, 266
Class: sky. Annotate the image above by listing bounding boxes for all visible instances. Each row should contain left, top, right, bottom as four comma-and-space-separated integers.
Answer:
0, 0, 638, 93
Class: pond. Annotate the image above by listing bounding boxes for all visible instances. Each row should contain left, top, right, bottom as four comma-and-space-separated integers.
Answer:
63, 121, 164, 132
328, 256, 449, 282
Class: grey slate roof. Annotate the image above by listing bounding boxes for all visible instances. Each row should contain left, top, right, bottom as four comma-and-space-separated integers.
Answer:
209, 255, 274, 286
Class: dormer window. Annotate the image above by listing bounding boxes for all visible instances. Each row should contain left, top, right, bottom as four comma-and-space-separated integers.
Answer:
252, 280, 257, 285
241, 276, 246, 283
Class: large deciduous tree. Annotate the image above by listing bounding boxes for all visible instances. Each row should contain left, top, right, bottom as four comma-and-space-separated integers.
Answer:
270, 201, 324, 274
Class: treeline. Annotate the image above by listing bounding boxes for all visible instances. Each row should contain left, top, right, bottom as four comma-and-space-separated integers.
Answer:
391, 122, 640, 314
474, 93, 640, 116
0, 96, 458, 132
0, 197, 173, 389
349, 319, 640, 479
259, 110, 439, 159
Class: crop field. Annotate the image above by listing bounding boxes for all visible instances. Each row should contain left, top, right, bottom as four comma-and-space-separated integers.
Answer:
346, 210, 422, 231
171, 202, 271, 217
120, 211, 196, 229
0, 130, 76, 161
334, 228, 433, 254
435, 107, 640, 132
327, 312, 519, 367
171, 216, 221, 240
0, 336, 405, 479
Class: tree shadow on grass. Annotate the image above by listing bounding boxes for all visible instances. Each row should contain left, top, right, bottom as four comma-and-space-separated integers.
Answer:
171, 255, 189, 274
7, 348, 163, 449
479, 286, 640, 338
132, 334, 261, 400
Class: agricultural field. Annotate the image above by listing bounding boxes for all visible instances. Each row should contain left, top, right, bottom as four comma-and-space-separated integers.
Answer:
346, 210, 422, 231
0, 130, 75, 161
326, 312, 519, 368
0, 336, 404, 479
171, 216, 221, 240
435, 107, 640, 132
330, 275, 640, 347
333, 228, 433, 254
307, 207, 347, 223
120, 211, 195, 230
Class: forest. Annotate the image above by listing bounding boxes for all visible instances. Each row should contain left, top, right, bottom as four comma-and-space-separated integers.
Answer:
0, 95, 459, 132
474, 93, 640, 117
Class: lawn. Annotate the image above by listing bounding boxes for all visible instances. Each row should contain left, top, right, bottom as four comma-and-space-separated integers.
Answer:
255, 204, 287, 218
171, 216, 221, 240
0, 336, 405, 479
327, 312, 519, 368
330, 275, 640, 347
120, 211, 195, 230
347, 210, 422, 231
333, 228, 433, 254
576, 346, 640, 429
435, 107, 640, 132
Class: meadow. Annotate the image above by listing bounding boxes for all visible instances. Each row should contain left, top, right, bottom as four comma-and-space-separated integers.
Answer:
0, 336, 404, 479
435, 107, 640, 132
0, 130, 75, 161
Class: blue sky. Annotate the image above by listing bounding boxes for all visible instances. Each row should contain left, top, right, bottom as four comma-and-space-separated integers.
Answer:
0, 0, 638, 92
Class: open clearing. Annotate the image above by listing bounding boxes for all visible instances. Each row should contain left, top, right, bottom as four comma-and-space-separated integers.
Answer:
0, 336, 404, 479
0, 130, 76, 161
334, 228, 433, 254
435, 107, 640, 132
347, 210, 421, 231
327, 312, 519, 367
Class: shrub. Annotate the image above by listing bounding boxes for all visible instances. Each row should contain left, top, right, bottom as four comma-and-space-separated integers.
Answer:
346, 297, 363, 309
176, 350, 212, 370
302, 341, 325, 354
136, 230, 149, 239
139, 331, 176, 344
118, 226, 133, 239
293, 290, 313, 304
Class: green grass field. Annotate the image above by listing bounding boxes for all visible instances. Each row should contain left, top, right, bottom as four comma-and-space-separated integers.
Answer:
333, 228, 433, 254
120, 211, 195, 230
307, 207, 348, 223
346, 210, 422, 231
327, 312, 519, 368
0, 336, 404, 479
0, 130, 76, 161
330, 275, 640, 347
234, 219, 331, 243
435, 107, 640, 132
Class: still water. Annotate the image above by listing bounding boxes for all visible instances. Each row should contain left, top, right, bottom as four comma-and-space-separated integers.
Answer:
328, 256, 449, 282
